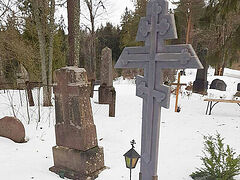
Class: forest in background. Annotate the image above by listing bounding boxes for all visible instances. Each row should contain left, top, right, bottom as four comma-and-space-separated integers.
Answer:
0, 0, 239, 94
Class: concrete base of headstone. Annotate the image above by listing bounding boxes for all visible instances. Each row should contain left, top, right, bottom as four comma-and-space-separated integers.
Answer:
50, 146, 105, 180
0, 116, 25, 143
55, 123, 98, 151
193, 80, 208, 94
98, 85, 116, 117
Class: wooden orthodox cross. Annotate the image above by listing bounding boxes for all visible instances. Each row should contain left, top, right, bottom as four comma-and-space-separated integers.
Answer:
171, 71, 187, 112
115, 0, 203, 179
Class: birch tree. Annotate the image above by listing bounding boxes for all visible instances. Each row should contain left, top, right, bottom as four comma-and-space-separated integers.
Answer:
31, 0, 55, 106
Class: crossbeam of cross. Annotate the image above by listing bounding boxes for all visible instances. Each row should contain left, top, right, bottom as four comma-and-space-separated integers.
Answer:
115, 0, 203, 179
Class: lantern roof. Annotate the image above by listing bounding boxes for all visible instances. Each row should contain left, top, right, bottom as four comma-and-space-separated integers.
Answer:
123, 148, 141, 159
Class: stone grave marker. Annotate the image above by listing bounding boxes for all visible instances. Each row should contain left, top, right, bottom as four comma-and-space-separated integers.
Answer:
210, 79, 227, 91
0, 116, 25, 143
115, 0, 202, 179
98, 47, 116, 117
237, 83, 240, 91
193, 46, 208, 94
50, 67, 104, 179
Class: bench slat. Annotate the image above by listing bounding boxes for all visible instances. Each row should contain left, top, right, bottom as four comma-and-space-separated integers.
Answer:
204, 98, 240, 103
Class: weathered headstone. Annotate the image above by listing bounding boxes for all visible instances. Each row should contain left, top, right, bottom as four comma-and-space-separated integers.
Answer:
100, 47, 113, 87
210, 79, 227, 91
98, 47, 116, 117
237, 83, 240, 91
0, 116, 25, 143
193, 46, 208, 94
115, 0, 202, 179
50, 67, 104, 179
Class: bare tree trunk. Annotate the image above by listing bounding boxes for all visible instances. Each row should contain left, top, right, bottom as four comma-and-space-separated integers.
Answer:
67, 0, 80, 66
32, 0, 54, 106
24, 89, 31, 124
31, 0, 49, 106
186, 3, 193, 45
214, 64, 220, 75
25, 81, 34, 106
46, 0, 55, 106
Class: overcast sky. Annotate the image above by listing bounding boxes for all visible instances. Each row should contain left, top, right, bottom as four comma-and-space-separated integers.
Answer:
56, 0, 176, 31
105, 0, 176, 26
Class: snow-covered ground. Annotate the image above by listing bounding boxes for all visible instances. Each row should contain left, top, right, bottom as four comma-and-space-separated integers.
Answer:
0, 68, 240, 180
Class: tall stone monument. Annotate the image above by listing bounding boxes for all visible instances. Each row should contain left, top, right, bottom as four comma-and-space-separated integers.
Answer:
115, 0, 203, 179
50, 67, 104, 179
193, 46, 208, 94
98, 47, 116, 117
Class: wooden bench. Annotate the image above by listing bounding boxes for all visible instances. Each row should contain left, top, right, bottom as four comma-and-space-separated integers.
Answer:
204, 98, 240, 115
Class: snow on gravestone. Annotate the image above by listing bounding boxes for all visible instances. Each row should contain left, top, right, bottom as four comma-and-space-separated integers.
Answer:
115, 0, 203, 179
0, 116, 25, 143
50, 67, 104, 180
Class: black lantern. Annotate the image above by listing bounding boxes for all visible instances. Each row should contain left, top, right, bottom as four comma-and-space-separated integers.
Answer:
123, 140, 141, 180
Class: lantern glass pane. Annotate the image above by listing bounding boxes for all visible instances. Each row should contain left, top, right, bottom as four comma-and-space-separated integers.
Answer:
131, 158, 138, 168
125, 157, 131, 168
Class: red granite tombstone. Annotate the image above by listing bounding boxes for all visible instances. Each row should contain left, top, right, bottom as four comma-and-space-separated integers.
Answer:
0, 116, 25, 143
50, 67, 104, 180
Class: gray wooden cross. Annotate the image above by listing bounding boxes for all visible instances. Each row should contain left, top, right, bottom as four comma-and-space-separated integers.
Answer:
115, 0, 203, 179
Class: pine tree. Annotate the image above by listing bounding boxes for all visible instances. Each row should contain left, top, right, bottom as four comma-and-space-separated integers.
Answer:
202, 0, 240, 75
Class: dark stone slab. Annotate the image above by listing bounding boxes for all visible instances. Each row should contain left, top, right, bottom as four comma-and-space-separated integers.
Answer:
193, 80, 208, 94
99, 85, 115, 104
193, 47, 208, 94
109, 89, 116, 117
98, 85, 116, 117
210, 79, 227, 91
237, 83, 240, 91
0, 116, 25, 143
50, 146, 105, 179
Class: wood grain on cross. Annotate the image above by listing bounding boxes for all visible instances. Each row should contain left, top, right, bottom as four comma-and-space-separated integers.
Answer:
115, 0, 203, 179
171, 72, 187, 112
